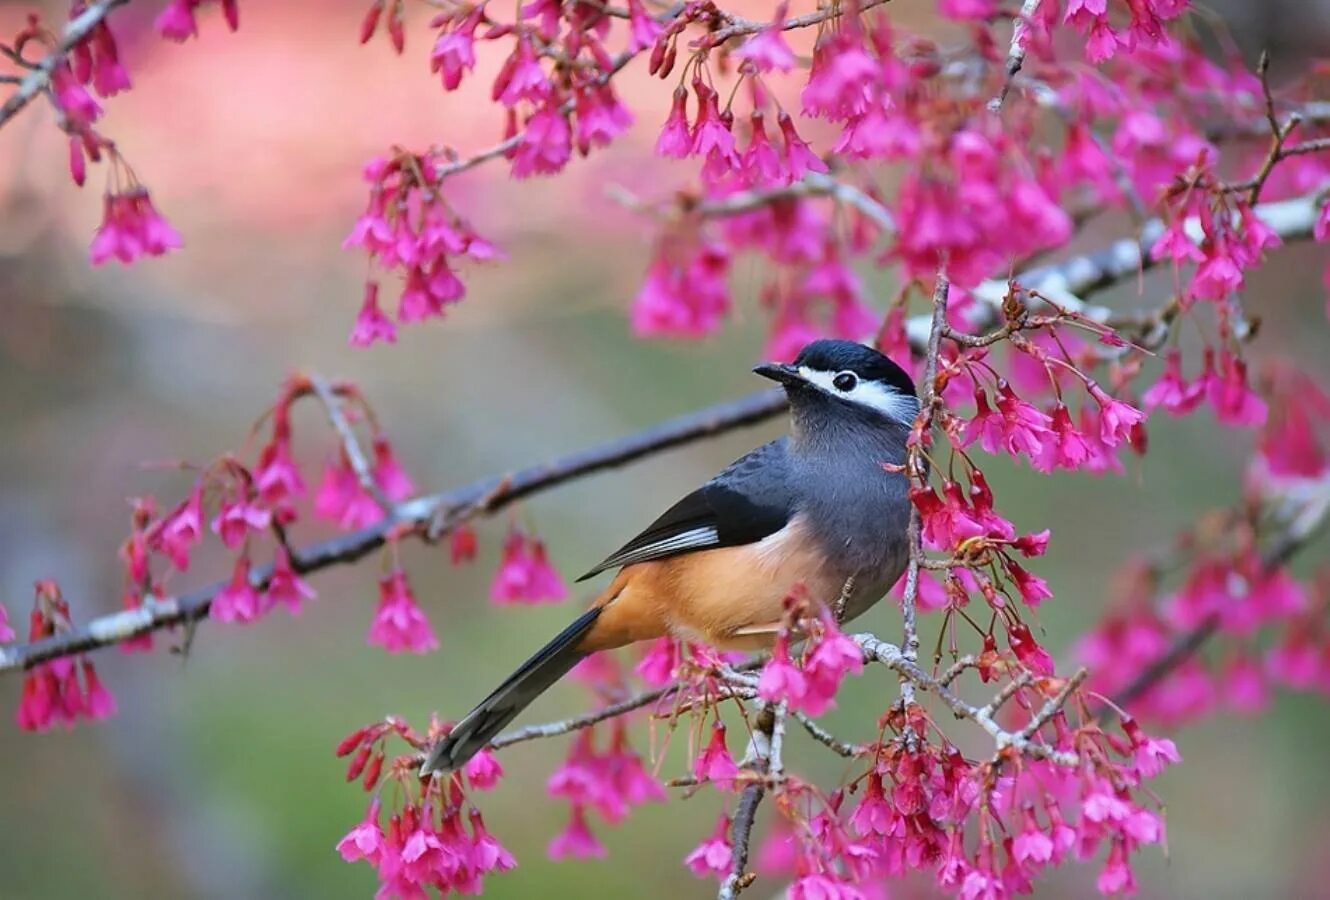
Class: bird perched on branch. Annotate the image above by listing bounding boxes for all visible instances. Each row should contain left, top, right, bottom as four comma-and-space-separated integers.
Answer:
422, 339, 917, 775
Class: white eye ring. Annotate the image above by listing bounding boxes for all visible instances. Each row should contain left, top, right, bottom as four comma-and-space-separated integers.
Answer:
832, 371, 858, 392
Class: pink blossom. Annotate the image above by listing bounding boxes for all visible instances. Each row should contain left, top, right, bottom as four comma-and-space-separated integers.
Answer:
685, 814, 733, 878
512, 103, 572, 178
1207, 351, 1267, 427
1008, 623, 1054, 675
50, 66, 101, 126
690, 81, 738, 169
463, 748, 504, 790
155, 0, 200, 40
635, 637, 681, 686
940, 0, 997, 18
1122, 718, 1181, 779
468, 808, 516, 875
211, 494, 272, 548
1266, 629, 1323, 690
1088, 384, 1145, 447
256, 438, 305, 506
656, 87, 692, 158
778, 112, 828, 182
1096, 841, 1137, 895
801, 32, 876, 120
267, 545, 315, 614
574, 84, 633, 155
1141, 350, 1205, 415
631, 240, 731, 338
791, 872, 867, 900
604, 726, 666, 806
371, 437, 414, 501
547, 805, 606, 860
337, 801, 384, 864
1222, 655, 1269, 715
1150, 219, 1205, 264
849, 774, 894, 836
315, 456, 384, 529
1314, 197, 1330, 242
800, 611, 864, 715
1013, 814, 1055, 866
489, 531, 568, 604
1190, 244, 1245, 301
349, 281, 397, 346
741, 112, 785, 186
431, 13, 479, 91
626, 0, 663, 51
90, 190, 183, 266
80, 660, 117, 720
367, 569, 438, 654
965, 383, 1055, 462
733, 5, 795, 72
496, 38, 550, 107
154, 490, 202, 570
758, 631, 808, 705
1084, 17, 1124, 63
450, 524, 478, 565
1007, 561, 1053, 607
0, 604, 12, 643
212, 556, 262, 623
693, 721, 739, 787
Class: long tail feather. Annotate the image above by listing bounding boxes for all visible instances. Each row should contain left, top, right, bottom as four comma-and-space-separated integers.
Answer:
420, 607, 602, 776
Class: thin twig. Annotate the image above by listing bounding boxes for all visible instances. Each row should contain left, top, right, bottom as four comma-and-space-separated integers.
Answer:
899, 273, 950, 712
309, 375, 393, 513
856, 634, 1078, 765
718, 703, 777, 900
792, 711, 864, 758
989, 0, 1042, 112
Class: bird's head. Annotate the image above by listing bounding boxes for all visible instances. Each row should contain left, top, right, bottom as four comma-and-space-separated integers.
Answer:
754, 339, 919, 430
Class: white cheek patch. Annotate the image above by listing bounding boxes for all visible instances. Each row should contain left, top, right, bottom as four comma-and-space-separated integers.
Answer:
798, 366, 920, 424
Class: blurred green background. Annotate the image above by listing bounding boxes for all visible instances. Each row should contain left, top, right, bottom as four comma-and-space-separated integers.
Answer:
2, 1, 1329, 898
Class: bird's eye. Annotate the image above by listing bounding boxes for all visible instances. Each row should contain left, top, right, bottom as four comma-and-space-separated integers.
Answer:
832, 371, 858, 392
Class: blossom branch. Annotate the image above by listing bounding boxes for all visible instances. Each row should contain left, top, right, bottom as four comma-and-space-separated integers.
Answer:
1108, 481, 1330, 713
856, 634, 1079, 766
6, 186, 1326, 672
704, 0, 894, 45
0, 0, 128, 130
0, 387, 787, 673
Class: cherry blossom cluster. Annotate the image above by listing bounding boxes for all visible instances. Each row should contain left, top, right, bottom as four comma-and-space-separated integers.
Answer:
14, 581, 116, 731
718, 697, 1176, 898
3, 0, 1330, 897
336, 718, 516, 895
344, 152, 499, 345
0, 1, 245, 264
1078, 365, 1330, 726
1, 373, 508, 726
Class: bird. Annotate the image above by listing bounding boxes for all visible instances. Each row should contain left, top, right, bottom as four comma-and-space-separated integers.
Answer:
421, 339, 918, 776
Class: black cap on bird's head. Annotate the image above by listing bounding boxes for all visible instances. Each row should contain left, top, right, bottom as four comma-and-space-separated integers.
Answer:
753, 339, 918, 426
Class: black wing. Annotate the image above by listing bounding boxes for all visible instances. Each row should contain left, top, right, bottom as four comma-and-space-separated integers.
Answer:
577, 438, 797, 581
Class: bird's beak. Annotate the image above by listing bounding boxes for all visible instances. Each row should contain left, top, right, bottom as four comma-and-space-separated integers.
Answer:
752, 362, 803, 386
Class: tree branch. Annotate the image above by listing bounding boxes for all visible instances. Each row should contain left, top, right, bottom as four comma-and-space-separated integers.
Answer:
0, 388, 787, 673
3, 187, 1325, 673
718, 702, 778, 900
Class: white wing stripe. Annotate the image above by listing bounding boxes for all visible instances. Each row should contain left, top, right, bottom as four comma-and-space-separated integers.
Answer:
603, 526, 719, 567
